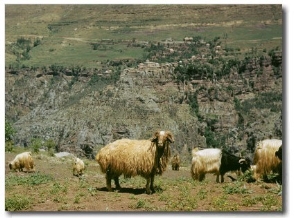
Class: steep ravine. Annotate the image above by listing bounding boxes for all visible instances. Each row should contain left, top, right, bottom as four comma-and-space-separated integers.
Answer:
5, 60, 282, 161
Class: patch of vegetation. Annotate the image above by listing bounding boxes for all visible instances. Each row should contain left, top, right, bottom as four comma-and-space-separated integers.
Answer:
242, 193, 281, 211
50, 182, 68, 195
6, 37, 43, 64
5, 120, 16, 152
223, 182, 252, 194
5, 173, 53, 187
268, 47, 282, 68
237, 91, 282, 113
87, 187, 97, 196
237, 170, 256, 183
241, 196, 261, 207
260, 194, 281, 211
133, 199, 146, 209
129, 197, 160, 211
263, 172, 282, 184
30, 137, 43, 153
211, 195, 238, 211
157, 177, 198, 211
44, 139, 56, 156
5, 119, 16, 141
204, 123, 227, 149
74, 194, 81, 204
49, 64, 66, 75
187, 92, 199, 117
5, 195, 31, 211
197, 189, 208, 200
48, 21, 78, 33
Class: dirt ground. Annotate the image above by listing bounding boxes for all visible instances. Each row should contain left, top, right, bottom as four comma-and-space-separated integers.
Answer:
5, 151, 283, 212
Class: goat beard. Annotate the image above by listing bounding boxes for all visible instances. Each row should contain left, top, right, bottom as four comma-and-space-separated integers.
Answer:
155, 144, 171, 175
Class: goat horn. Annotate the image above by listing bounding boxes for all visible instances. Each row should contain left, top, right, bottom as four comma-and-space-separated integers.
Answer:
239, 158, 246, 163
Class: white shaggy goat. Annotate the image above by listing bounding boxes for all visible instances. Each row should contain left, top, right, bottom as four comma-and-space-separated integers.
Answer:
191, 147, 250, 183
253, 139, 282, 181
191, 148, 222, 182
9, 151, 35, 172
73, 157, 85, 176
95, 130, 174, 194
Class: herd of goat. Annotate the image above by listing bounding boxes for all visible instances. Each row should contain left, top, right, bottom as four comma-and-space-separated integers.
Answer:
8, 130, 283, 195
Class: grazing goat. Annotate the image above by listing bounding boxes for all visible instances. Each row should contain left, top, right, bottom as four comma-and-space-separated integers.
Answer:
253, 139, 282, 181
9, 151, 35, 172
95, 130, 174, 194
191, 148, 250, 183
171, 154, 180, 171
73, 157, 85, 176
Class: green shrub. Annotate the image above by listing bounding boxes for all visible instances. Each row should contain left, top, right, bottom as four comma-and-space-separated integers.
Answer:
223, 182, 252, 194
5, 140, 14, 152
50, 182, 68, 194
30, 138, 42, 153
238, 170, 256, 183
44, 139, 56, 156
5, 120, 16, 152
268, 47, 281, 68
49, 64, 65, 73
135, 199, 146, 208
204, 126, 223, 148
33, 38, 42, 47
16, 37, 31, 49
5, 120, 16, 142
88, 73, 100, 86
233, 97, 241, 110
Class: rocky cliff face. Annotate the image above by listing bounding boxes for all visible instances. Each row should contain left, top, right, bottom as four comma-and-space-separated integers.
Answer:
5, 57, 282, 161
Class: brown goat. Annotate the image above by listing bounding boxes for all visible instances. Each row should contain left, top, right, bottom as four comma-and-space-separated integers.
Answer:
171, 154, 180, 171
95, 131, 174, 194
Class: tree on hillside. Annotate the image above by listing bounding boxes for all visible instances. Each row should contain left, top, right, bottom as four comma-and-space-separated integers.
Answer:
5, 120, 16, 152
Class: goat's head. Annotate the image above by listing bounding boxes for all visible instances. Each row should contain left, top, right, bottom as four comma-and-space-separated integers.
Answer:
238, 157, 251, 172
151, 131, 174, 175
151, 131, 174, 148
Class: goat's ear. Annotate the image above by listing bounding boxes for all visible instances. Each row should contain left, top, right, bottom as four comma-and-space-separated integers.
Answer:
151, 138, 156, 142
151, 131, 159, 142
166, 132, 174, 143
